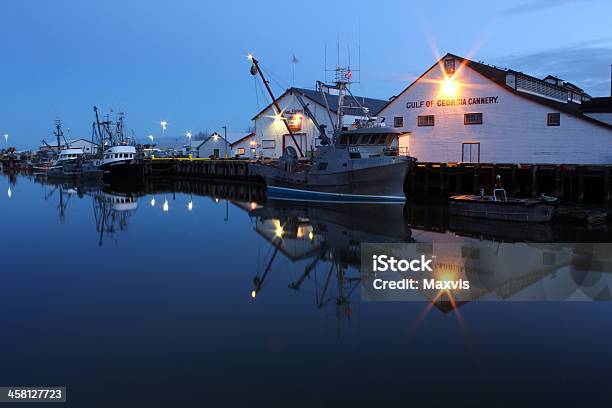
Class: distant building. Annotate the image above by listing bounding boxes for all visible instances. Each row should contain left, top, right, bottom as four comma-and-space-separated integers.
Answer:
196, 134, 231, 159
40, 138, 98, 154
229, 132, 256, 158
378, 52, 612, 164
252, 87, 388, 159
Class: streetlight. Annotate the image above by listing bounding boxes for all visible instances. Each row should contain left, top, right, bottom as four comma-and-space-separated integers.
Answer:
185, 131, 192, 152
222, 126, 228, 158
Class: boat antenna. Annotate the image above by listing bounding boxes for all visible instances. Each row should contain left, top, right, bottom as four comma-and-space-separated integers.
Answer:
249, 54, 304, 157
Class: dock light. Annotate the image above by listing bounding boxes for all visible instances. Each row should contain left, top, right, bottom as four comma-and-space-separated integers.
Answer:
251, 290, 257, 298
250, 201, 257, 210
150, 197, 156, 207
308, 230, 314, 240
442, 77, 458, 97
215, 197, 220, 203
273, 219, 284, 238
187, 200, 193, 211
7, 187, 12, 198
163, 199, 169, 212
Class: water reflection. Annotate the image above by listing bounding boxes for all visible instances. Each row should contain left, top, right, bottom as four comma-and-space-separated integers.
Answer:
247, 201, 412, 318
5, 172, 612, 314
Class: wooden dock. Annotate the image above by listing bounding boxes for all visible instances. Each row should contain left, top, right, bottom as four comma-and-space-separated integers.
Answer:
142, 158, 260, 182
141, 158, 612, 205
407, 162, 612, 204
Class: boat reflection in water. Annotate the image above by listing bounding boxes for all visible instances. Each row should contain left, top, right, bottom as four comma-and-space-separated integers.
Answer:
33, 176, 141, 246
245, 200, 412, 318
17, 174, 612, 313
91, 189, 139, 246
246, 195, 612, 313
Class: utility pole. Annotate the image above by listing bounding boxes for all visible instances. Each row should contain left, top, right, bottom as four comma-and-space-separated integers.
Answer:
222, 126, 228, 158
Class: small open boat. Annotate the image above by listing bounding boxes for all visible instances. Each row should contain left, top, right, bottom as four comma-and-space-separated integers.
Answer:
449, 177, 558, 223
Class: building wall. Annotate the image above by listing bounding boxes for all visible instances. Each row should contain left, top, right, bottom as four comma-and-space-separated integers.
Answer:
231, 137, 256, 158
254, 92, 339, 159
379, 61, 612, 164
196, 138, 230, 158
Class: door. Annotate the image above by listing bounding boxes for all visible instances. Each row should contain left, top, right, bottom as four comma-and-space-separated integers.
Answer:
213, 148, 220, 158
282, 133, 306, 154
398, 133, 410, 156
462, 142, 480, 163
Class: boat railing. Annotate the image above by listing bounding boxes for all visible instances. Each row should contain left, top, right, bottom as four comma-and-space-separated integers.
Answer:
493, 175, 507, 201
493, 188, 507, 201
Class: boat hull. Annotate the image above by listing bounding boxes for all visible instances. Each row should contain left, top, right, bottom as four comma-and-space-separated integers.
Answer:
449, 196, 556, 222
252, 159, 410, 203
99, 160, 140, 178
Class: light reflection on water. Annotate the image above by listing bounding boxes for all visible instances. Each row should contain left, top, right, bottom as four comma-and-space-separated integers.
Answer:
1, 171, 612, 406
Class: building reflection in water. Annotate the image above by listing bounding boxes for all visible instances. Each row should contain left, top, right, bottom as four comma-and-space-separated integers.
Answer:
14, 174, 612, 316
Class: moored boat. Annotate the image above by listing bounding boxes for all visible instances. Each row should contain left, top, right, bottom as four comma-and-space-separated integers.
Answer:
247, 55, 415, 203
449, 179, 558, 222
92, 107, 140, 178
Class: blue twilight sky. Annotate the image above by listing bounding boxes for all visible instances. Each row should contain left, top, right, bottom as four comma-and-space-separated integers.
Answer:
1, 0, 612, 147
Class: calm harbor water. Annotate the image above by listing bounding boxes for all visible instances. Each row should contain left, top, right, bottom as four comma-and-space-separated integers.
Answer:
2, 172, 612, 406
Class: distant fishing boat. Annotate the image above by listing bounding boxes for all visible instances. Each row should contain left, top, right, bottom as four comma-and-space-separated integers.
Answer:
39, 119, 91, 178
449, 176, 558, 222
91, 107, 139, 178
247, 55, 415, 203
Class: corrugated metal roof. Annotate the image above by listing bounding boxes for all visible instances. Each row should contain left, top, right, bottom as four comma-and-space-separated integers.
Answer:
252, 87, 388, 120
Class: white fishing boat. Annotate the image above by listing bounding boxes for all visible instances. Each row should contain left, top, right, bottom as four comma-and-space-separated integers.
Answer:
91, 107, 140, 178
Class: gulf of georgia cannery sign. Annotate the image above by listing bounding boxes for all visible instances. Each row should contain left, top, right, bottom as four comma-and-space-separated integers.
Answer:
406, 96, 499, 109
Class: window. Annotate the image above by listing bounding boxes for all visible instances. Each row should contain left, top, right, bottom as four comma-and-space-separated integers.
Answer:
547, 112, 560, 126
393, 116, 404, 128
464, 113, 483, 125
417, 115, 435, 127
237, 147, 245, 155
462, 142, 480, 163
444, 58, 455, 75
262, 140, 276, 149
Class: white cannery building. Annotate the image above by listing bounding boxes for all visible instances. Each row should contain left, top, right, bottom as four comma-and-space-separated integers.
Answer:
252, 87, 388, 159
378, 52, 612, 164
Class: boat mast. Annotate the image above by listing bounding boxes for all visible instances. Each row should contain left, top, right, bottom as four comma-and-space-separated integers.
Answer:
54, 118, 63, 152
249, 54, 304, 157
